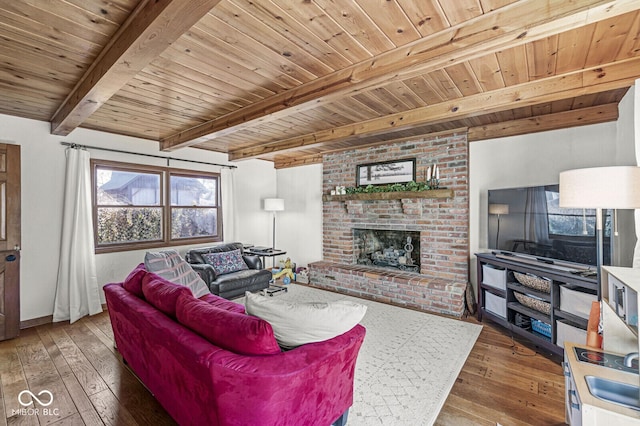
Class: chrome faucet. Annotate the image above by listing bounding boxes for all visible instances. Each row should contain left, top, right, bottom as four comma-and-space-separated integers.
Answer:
623, 352, 639, 368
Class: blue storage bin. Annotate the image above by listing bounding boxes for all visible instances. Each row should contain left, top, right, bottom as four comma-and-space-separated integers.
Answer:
531, 318, 552, 339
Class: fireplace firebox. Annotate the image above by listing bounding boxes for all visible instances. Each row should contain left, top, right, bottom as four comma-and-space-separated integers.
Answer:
353, 229, 420, 272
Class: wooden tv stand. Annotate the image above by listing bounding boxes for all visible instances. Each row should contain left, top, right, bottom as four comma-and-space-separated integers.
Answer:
476, 252, 598, 357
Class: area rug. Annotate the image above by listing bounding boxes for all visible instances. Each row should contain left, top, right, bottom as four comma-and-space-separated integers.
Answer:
240, 284, 482, 425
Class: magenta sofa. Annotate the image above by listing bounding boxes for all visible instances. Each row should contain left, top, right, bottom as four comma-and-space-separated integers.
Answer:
104, 264, 366, 426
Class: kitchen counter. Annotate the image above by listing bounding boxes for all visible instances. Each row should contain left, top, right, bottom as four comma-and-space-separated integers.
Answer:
565, 341, 640, 424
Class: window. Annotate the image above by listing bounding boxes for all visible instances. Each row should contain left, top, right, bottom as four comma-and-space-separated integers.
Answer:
546, 189, 610, 237
170, 174, 219, 240
92, 160, 222, 252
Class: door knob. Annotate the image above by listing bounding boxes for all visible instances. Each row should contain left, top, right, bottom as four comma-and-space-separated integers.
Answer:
6, 254, 16, 262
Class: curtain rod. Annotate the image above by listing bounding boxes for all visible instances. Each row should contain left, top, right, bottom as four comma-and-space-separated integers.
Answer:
60, 142, 237, 169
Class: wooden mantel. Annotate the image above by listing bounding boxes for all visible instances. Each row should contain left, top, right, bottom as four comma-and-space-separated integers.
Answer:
322, 188, 453, 202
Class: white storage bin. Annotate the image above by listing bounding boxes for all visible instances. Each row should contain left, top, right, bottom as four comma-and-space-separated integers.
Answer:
560, 285, 597, 320
485, 291, 506, 318
556, 320, 587, 348
482, 264, 507, 291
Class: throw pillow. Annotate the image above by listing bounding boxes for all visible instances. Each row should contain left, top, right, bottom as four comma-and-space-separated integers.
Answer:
123, 263, 146, 298
144, 249, 210, 298
244, 291, 367, 349
176, 293, 281, 356
203, 249, 248, 275
141, 273, 192, 318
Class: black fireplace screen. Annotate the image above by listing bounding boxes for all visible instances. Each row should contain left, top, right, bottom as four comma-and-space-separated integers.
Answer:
353, 229, 420, 272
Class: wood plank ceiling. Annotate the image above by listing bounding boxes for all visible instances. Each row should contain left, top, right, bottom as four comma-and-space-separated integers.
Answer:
1, 0, 639, 168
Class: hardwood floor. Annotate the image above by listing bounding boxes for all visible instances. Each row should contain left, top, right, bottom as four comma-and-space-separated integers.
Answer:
436, 315, 566, 426
0, 311, 565, 425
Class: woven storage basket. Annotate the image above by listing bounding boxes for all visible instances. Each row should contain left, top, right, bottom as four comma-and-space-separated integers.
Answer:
513, 272, 551, 293
514, 292, 551, 315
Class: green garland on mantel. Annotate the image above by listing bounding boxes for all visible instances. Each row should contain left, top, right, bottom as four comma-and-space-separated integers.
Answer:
345, 180, 439, 194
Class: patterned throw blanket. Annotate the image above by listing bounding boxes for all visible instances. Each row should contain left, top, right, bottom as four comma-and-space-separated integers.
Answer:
144, 249, 210, 298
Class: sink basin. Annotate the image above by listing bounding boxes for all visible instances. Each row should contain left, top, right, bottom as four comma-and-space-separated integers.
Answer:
585, 376, 640, 411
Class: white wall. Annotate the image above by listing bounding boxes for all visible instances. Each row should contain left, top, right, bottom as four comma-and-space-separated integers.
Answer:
469, 86, 637, 292
232, 160, 279, 246
275, 164, 323, 269
1, 114, 276, 321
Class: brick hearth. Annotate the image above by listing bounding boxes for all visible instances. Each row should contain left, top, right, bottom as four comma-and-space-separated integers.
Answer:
309, 261, 466, 317
309, 132, 469, 318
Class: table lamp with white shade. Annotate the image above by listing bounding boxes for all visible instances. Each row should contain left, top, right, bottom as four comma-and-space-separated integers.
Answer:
559, 166, 640, 295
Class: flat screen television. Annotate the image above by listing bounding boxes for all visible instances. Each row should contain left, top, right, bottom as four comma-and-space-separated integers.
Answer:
487, 184, 636, 268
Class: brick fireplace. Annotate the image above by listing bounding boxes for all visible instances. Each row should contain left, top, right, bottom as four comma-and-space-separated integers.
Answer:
354, 228, 421, 272
309, 132, 469, 317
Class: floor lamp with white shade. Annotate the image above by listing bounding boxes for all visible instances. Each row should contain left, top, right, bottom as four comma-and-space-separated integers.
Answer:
559, 166, 640, 297
264, 198, 284, 266
489, 203, 509, 250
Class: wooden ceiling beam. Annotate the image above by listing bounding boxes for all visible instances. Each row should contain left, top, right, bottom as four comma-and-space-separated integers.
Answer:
271, 104, 619, 169
228, 57, 640, 161
160, 0, 635, 151
50, 0, 222, 136
271, 128, 470, 169
273, 155, 325, 170
468, 103, 619, 142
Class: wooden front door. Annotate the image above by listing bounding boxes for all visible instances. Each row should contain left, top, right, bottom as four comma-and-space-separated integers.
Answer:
0, 144, 20, 340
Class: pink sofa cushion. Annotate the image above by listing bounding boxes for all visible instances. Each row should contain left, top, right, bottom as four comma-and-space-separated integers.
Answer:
176, 293, 281, 356
142, 273, 191, 318
199, 293, 245, 313
123, 263, 146, 298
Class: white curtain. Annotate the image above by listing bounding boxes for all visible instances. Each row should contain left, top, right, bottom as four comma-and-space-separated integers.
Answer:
221, 167, 237, 242
53, 148, 102, 323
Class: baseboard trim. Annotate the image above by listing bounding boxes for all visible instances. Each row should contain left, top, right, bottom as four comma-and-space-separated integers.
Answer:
20, 315, 53, 329
20, 303, 109, 329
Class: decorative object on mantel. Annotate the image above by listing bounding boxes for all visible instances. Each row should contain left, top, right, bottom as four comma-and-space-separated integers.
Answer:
356, 158, 416, 187
345, 179, 438, 194
425, 163, 440, 189
322, 188, 453, 202
330, 186, 345, 195
345, 160, 442, 195
325, 158, 451, 201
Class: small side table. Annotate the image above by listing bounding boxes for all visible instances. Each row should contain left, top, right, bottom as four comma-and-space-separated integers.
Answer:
244, 249, 287, 269
244, 249, 288, 296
